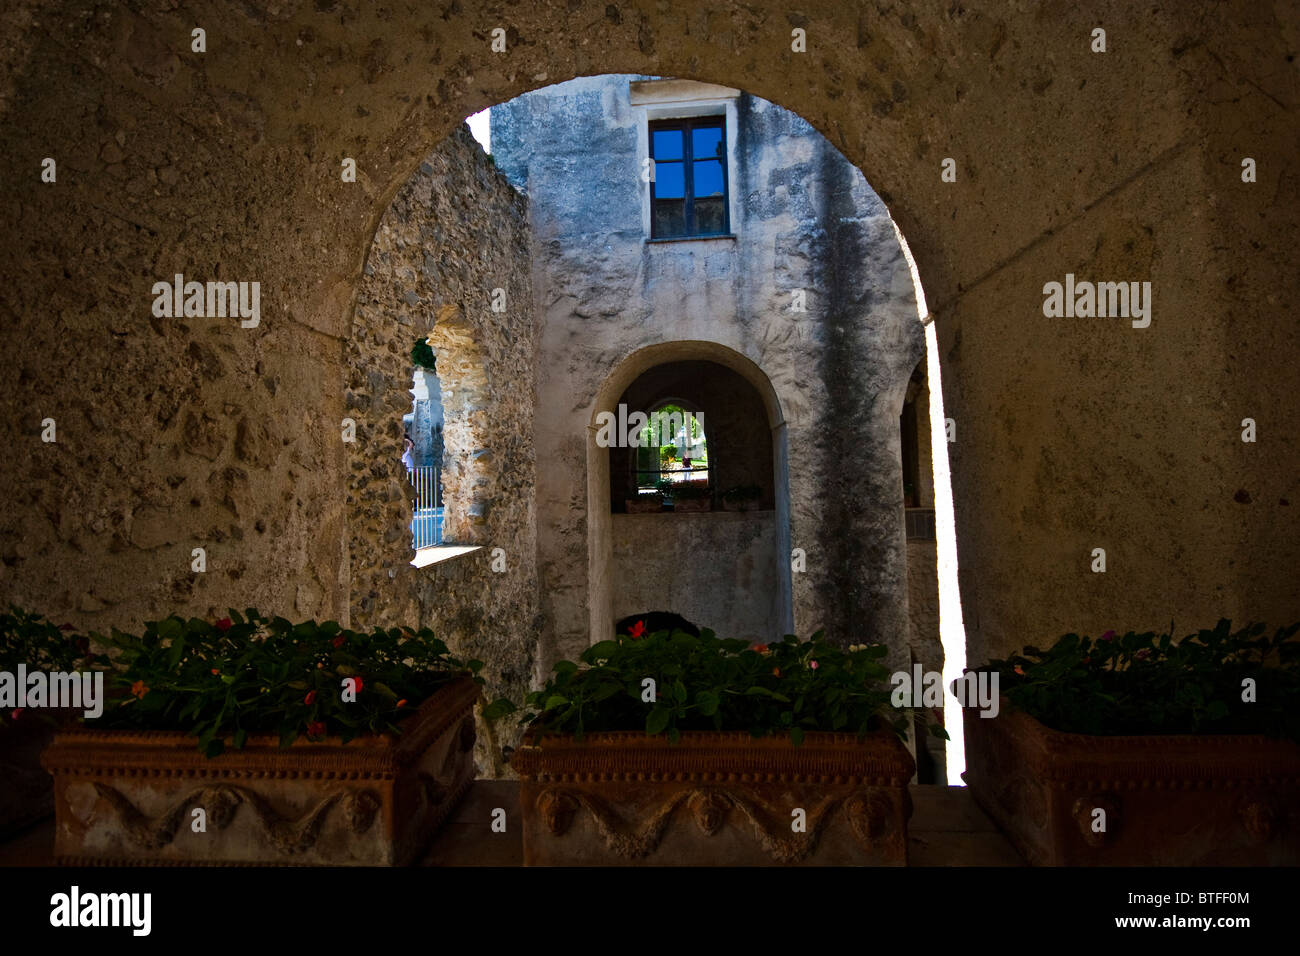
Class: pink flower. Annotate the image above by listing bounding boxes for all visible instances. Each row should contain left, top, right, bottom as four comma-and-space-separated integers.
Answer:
1099, 630, 1116, 642
809, 660, 819, 670
9, 709, 22, 721
215, 618, 232, 632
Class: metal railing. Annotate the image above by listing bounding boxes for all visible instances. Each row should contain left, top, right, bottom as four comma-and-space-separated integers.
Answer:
408, 465, 444, 549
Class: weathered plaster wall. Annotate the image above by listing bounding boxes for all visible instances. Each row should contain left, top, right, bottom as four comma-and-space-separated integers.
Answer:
611, 511, 778, 643
0, 1, 1293, 694
494, 75, 922, 669
348, 127, 540, 735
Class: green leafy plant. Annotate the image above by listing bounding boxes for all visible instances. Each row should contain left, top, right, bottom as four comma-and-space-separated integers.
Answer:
411, 337, 437, 371
981, 620, 1300, 741
97, 610, 482, 757
0, 606, 108, 728
485, 626, 946, 747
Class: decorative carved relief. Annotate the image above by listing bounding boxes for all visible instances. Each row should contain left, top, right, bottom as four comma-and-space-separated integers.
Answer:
533, 786, 895, 863
536, 789, 579, 836
86, 783, 382, 854
687, 789, 732, 835
1072, 792, 1121, 848
1239, 794, 1281, 843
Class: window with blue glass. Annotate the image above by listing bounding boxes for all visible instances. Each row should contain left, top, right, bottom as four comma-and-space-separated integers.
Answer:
649, 117, 729, 239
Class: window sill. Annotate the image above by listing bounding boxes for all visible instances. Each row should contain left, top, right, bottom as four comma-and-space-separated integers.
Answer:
645, 234, 737, 245
410, 545, 482, 569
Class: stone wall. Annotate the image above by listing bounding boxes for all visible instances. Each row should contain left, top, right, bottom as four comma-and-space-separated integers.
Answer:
611, 512, 778, 643
0, 0, 1293, 715
493, 76, 923, 671
347, 126, 540, 754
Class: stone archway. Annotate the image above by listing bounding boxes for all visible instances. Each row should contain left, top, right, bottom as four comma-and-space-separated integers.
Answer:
588, 343, 793, 653
1, 2, 1294, 675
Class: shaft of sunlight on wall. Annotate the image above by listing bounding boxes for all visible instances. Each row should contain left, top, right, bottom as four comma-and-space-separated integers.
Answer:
467, 109, 491, 153
891, 221, 968, 787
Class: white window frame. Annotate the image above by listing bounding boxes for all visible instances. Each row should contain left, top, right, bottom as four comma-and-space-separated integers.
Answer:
629, 79, 741, 240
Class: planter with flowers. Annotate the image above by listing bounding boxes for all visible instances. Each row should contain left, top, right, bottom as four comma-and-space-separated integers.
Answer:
662, 479, 712, 513
0, 608, 108, 838
42, 611, 482, 866
492, 626, 939, 866
625, 491, 664, 514
962, 620, 1300, 866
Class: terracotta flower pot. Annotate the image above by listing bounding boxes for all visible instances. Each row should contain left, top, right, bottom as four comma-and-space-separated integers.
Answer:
671, 498, 711, 513
962, 704, 1300, 866
41, 676, 480, 866
513, 729, 914, 866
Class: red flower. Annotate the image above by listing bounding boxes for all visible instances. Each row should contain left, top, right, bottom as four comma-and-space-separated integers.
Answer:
750, 643, 770, 655
772, 667, 781, 677
306, 721, 326, 738
351, 676, 364, 694
629, 620, 646, 640
210, 668, 220, 676
304, 690, 317, 706
396, 699, 408, 709
331, 635, 346, 648
1135, 649, 1150, 660
130, 680, 149, 700
9, 709, 22, 721
1013, 665, 1025, 676
1099, 630, 1116, 642
215, 618, 232, 632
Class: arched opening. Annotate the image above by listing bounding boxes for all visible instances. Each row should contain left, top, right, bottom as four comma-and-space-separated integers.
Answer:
599, 355, 786, 643
404, 339, 445, 550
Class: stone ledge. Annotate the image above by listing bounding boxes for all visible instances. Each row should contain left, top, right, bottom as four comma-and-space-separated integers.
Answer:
410, 545, 483, 569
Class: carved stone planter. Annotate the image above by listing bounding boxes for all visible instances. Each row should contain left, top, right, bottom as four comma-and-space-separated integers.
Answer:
963, 705, 1300, 866
513, 729, 914, 866
41, 676, 479, 866
671, 498, 711, 513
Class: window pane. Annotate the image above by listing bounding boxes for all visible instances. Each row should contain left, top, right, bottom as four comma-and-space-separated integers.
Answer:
653, 200, 686, 238
652, 128, 683, 160
693, 159, 724, 197
694, 197, 725, 235
654, 161, 684, 198
692, 125, 723, 159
